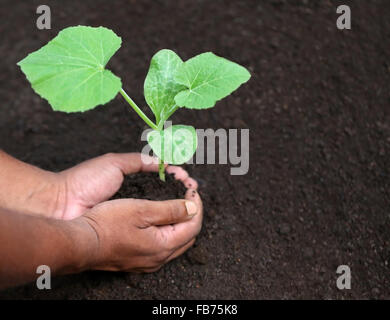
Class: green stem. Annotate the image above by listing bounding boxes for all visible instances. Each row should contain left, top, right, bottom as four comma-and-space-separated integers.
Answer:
158, 158, 165, 181
119, 88, 158, 130
119, 88, 168, 181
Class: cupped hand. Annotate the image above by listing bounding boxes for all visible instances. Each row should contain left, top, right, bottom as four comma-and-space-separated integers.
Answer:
56, 153, 198, 220
77, 187, 203, 272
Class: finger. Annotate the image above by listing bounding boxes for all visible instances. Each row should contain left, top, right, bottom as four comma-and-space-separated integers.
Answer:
184, 188, 203, 212
132, 238, 196, 273
166, 238, 196, 263
183, 177, 198, 190
158, 189, 203, 248
167, 166, 198, 190
108, 153, 167, 175
166, 166, 189, 181
133, 198, 199, 227
131, 265, 162, 273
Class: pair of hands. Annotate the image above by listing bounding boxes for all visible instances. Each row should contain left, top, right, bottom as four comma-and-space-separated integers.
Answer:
5, 152, 203, 273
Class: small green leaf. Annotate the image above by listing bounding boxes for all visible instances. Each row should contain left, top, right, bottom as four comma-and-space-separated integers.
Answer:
144, 49, 186, 124
174, 52, 251, 109
17, 26, 122, 112
147, 125, 197, 165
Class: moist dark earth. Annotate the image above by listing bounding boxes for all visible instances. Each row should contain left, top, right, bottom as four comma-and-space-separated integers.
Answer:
111, 173, 187, 202
0, 0, 389, 299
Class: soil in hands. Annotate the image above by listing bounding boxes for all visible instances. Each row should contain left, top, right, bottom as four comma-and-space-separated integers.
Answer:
110, 172, 186, 201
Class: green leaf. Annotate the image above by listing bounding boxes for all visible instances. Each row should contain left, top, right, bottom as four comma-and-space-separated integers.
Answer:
17, 26, 122, 112
174, 52, 251, 109
144, 49, 186, 124
147, 125, 198, 165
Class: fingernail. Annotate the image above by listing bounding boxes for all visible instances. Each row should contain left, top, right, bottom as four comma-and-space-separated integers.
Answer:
185, 201, 197, 217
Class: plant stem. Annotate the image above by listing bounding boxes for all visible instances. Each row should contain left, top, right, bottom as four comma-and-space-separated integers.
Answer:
119, 88, 168, 182
119, 88, 158, 130
158, 158, 165, 181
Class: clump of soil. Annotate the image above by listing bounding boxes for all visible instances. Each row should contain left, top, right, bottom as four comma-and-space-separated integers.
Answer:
110, 172, 209, 266
111, 172, 186, 201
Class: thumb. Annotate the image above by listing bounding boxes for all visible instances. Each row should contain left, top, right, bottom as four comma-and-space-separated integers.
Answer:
136, 199, 198, 227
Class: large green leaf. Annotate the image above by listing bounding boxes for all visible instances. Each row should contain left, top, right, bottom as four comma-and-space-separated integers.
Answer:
17, 26, 122, 112
174, 52, 251, 109
144, 49, 185, 124
147, 125, 197, 165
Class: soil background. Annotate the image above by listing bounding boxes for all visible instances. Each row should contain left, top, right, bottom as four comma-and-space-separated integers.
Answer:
0, 0, 389, 299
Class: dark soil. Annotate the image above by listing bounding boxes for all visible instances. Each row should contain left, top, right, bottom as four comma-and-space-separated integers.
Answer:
0, 0, 389, 299
111, 173, 186, 201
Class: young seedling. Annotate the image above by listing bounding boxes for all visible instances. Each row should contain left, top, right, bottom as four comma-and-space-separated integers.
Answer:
18, 26, 251, 181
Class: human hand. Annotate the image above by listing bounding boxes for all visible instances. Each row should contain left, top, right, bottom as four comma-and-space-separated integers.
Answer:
0, 151, 203, 285
56, 153, 198, 220
76, 186, 202, 272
